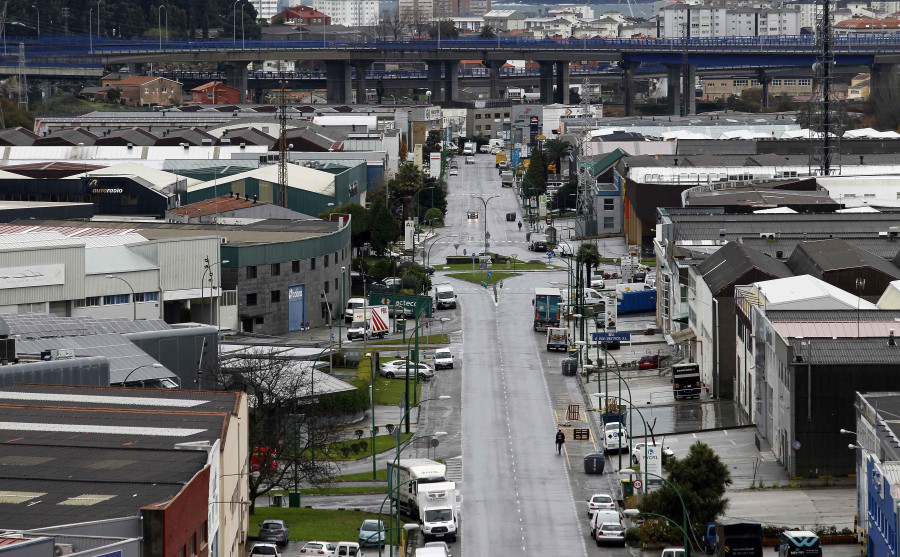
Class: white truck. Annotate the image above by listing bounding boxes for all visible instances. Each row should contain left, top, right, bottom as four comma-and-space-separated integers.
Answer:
462, 142, 476, 156
417, 481, 459, 542
387, 458, 447, 515
347, 305, 389, 341
546, 327, 569, 351
616, 282, 653, 294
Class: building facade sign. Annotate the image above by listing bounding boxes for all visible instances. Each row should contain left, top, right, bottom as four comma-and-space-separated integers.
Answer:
0, 264, 65, 290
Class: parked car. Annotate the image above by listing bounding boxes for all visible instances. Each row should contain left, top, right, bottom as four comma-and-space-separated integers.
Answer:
595, 523, 626, 546
590, 276, 606, 289
257, 520, 289, 546
660, 549, 686, 557
639, 354, 660, 370
590, 509, 623, 538
250, 544, 280, 557
299, 541, 336, 556
380, 360, 435, 380
334, 542, 359, 556
587, 493, 616, 517
631, 442, 675, 466
359, 519, 387, 547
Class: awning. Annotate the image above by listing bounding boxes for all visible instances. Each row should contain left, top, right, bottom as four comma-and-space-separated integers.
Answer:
671, 312, 689, 324
665, 328, 697, 345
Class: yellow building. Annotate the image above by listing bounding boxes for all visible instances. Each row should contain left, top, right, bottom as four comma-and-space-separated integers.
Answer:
702, 77, 813, 100
847, 73, 871, 100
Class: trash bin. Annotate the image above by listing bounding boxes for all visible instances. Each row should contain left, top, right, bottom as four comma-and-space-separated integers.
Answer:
621, 478, 634, 498
584, 453, 606, 474
272, 494, 283, 507
288, 492, 300, 508
396, 318, 406, 331
562, 358, 578, 376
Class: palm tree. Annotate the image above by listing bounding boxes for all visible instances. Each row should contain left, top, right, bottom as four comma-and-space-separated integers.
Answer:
544, 138, 573, 176
575, 243, 602, 345
479, 24, 496, 38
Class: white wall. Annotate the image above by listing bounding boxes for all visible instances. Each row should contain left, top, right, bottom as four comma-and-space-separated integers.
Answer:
688, 266, 716, 395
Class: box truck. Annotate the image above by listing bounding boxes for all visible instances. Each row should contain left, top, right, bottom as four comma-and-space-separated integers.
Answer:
387, 459, 447, 515
347, 305, 389, 340
417, 482, 459, 542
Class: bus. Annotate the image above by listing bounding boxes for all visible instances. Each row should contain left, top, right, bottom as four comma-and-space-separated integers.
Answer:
672, 363, 701, 400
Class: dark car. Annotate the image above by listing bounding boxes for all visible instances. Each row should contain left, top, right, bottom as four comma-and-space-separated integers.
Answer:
257, 519, 289, 546
506, 212, 516, 222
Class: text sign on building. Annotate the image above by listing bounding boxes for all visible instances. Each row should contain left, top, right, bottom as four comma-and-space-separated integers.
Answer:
591, 332, 631, 342
288, 284, 306, 331
0, 264, 65, 290
645, 446, 663, 488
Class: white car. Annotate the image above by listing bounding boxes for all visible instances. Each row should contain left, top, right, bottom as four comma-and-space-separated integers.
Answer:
587, 493, 615, 517
603, 422, 628, 454
465, 155, 475, 164
595, 523, 626, 546
424, 541, 452, 557
556, 243, 574, 257
380, 360, 435, 380
590, 276, 605, 289
250, 544, 280, 557
433, 348, 454, 370
631, 441, 675, 465
449, 167, 458, 176
479, 144, 490, 153
299, 542, 335, 556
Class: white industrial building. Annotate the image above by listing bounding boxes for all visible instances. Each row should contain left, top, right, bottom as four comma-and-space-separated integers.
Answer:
311, 0, 381, 25
659, 4, 801, 37
0, 226, 223, 325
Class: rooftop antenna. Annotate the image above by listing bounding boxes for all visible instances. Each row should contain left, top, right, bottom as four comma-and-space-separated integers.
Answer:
278, 77, 288, 207
810, 0, 840, 176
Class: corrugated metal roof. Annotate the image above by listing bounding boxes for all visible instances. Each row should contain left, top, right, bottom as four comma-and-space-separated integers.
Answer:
789, 337, 900, 364
696, 242, 792, 296
14, 334, 173, 384
787, 239, 900, 278
84, 245, 158, 274
67, 162, 196, 192
755, 275, 878, 309
187, 163, 336, 196
774, 321, 900, 338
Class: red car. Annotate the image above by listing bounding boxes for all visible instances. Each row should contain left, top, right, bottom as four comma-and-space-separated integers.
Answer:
638, 355, 660, 370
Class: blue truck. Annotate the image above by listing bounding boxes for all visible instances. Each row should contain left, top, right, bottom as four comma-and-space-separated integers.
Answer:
533, 288, 562, 331
616, 289, 656, 314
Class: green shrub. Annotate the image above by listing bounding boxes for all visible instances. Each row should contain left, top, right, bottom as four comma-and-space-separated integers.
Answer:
315, 355, 373, 415
625, 527, 642, 547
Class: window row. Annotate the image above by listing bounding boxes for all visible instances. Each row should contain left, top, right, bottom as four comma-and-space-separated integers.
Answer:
75, 292, 159, 307
245, 248, 350, 279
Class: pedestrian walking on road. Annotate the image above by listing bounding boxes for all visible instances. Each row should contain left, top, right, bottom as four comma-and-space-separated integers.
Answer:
518, 221, 522, 231
555, 429, 565, 454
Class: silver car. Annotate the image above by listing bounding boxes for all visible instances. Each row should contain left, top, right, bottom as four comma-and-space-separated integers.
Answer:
380, 360, 435, 380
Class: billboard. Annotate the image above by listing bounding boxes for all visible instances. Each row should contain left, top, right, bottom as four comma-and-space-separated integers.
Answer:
288, 284, 306, 331
368, 292, 433, 318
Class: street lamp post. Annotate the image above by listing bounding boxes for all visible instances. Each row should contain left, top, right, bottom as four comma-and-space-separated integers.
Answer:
425, 234, 457, 269
105, 275, 136, 320
157, 5, 168, 50
473, 194, 499, 254
291, 343, 333, 509
200, 258, 229, 327
32, 6, 39, 39
121, 363, 163, 386
402, 307, 432, 432
233, 0, 240, 44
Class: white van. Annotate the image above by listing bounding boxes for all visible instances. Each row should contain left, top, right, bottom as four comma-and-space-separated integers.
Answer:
590, 509, 622, 538
335, 542, 359, 556
415, 548, 449, 557
434, 284, 458, 309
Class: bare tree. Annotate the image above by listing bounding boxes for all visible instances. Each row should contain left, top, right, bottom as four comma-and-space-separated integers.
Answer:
376, 11, 411, 41
211, 347, 346, 513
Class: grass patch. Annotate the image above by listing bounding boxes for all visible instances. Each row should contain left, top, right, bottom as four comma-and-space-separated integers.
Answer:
269, 485, 388, 496
374, 373, 423, 406
334, 469, 390, 482
446, 271, 521, 284
251, 507, 385, 543
371, 334, 449, 345
309, 433, 412, 461
437, 262, 547, 271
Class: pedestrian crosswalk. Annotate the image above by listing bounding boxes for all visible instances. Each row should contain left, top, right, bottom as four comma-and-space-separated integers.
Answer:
445, 455, 463, 483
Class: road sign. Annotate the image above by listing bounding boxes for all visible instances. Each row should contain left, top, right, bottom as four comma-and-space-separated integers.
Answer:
546, 215, 552, 225
591, 332, 632, 342
471, 252, 476, 260
488, 271, 493, 278
792, 440, 802, 451
632, 479, 643, 490
331, 333, 335, 341
547, 252, 554, 260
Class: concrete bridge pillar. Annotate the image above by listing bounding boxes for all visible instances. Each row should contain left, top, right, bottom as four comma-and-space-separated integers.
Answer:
352, 60, 371, 104
325, 60, 352, 104
444, 61, 459, 102
682, 64, 696, 115
666, 64, 682, 116
620, 61, 638, 116
538, 61, 555, 104
427, 61, 443, 102
224, 63, 249, 103
758, 70, 772, 109
555, 61, 570, 104
871, 63, 896, 104
487, 60, 506, 99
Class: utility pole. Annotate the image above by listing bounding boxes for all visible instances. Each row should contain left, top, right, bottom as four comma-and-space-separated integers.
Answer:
17, 43, 26, 108
61, 6, 69, 35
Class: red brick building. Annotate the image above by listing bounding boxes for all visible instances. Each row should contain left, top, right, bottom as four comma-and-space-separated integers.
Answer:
142, 467, 211, 557
278, 5, 331, 25
191, 81, 242, 105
